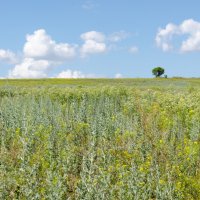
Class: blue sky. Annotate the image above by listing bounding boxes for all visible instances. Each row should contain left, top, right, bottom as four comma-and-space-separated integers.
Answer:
0, 0, 200, 78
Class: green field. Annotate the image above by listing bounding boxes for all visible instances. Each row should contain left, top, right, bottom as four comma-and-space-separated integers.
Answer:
0, 78, 200, 199
0, 78, 200, 88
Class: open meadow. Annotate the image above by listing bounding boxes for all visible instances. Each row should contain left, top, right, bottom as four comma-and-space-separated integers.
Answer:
0, 78, 200, 199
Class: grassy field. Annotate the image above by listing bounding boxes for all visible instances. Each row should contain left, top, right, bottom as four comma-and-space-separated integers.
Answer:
0, 78, 200, 199
0, 78, 200, 88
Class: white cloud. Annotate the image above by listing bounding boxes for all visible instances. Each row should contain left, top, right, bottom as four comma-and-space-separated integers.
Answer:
109, 31, 129, 42
9, 58, 52, 78
180, 19, 200, 52
80, 31, 107, 57
0, 49, 18, 64
8, 29, 79, 78
81, 31, 105, 42
180, 19, 200, 34
129, 46, 139, 54
56, 70, 86, 78
81, 40, 106, 56
115, 73, 123, 78
156, 23, 178, 51
181, 32, 200, 52
24, 29, 77, 60
0, 29, 132, 78
156, 19, 200, 52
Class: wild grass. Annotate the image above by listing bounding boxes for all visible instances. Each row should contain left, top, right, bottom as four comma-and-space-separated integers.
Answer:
0, 78, 200, 88
0, 79, 200, 199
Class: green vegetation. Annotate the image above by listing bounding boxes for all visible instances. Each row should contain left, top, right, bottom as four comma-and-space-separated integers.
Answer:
152, 67, 165, 77
0, 78, 200, 199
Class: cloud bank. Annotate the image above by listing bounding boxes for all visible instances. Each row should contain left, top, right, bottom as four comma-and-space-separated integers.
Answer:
56, 70, 87, 78
9, 58, 51, 78
7, 29, 108, 78
0, 29, 136, 78
156, 19, 200, 52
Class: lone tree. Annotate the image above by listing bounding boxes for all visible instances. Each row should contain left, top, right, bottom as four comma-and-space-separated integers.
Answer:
152, 67, 165, 77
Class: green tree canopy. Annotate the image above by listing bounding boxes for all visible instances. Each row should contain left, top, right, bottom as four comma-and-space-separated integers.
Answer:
152, 67, 165, 77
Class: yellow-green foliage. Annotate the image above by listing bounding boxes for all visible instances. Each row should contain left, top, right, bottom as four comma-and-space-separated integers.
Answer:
0, 79, 200, 199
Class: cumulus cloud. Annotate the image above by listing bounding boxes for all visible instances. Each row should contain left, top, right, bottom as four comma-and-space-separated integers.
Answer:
156, 19, 200, 52
129, 46, 139, 54
8, 29, 79, 78
24, 29, 77, 60
1, 28, 132, 78
56, 70, 98, 78
56, 70, 86, 78
9, 58, 52, 78
0, 49, 18, 64
81, 31, 105, 42
180, 19, 200, 52
156, 23, 179, 51
81, 40, 106, 56
80, 31, 107, 57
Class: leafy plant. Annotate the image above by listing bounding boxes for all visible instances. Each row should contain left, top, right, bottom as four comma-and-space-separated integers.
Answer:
0, 79, 200, 199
